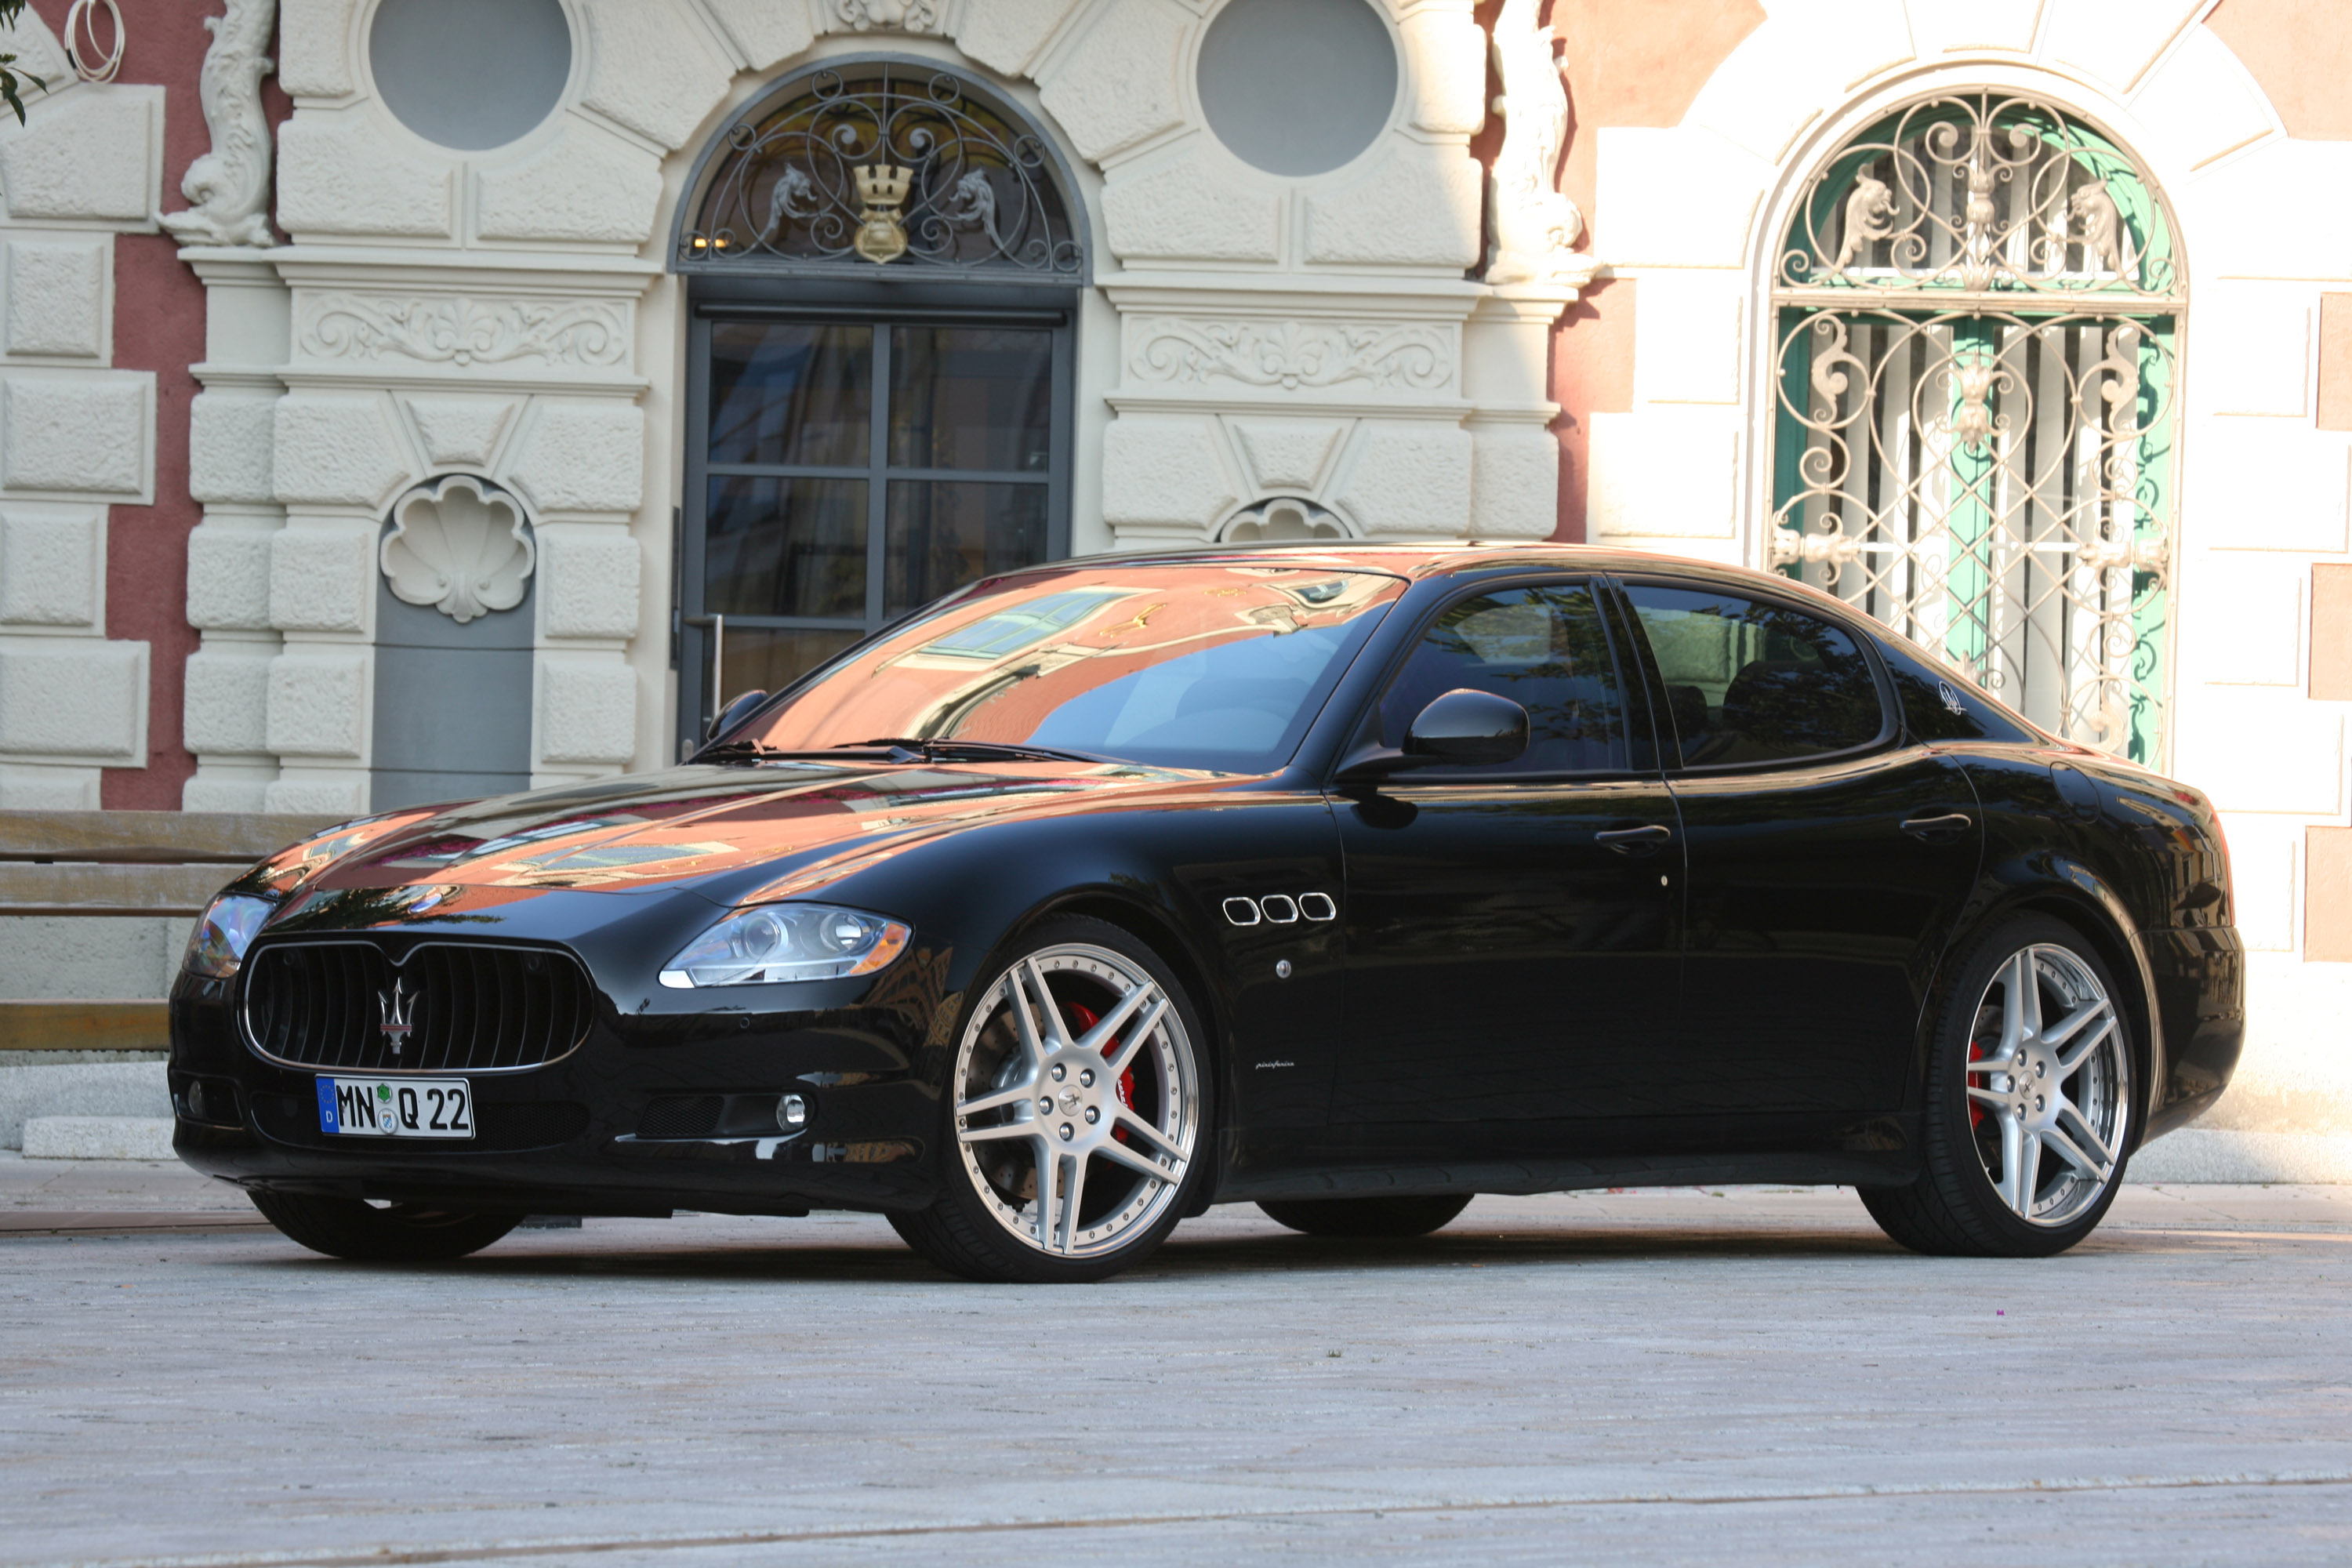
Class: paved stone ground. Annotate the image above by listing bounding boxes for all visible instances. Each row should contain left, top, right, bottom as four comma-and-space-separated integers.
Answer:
5, 1155, 2350, 1566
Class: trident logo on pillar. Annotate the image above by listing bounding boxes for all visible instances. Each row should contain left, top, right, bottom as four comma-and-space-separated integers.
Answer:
852, 163, 913, 264
378, 978, 416, 1053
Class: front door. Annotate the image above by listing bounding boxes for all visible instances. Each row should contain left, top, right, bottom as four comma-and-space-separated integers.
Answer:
681, 303, 1073, 746
1330, 580, 1684, 1156
1617, 578, 1984, 1119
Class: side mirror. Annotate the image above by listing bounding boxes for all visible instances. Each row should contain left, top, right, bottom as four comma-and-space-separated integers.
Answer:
1405, 688, 1528, 767
707, 689, 770, 741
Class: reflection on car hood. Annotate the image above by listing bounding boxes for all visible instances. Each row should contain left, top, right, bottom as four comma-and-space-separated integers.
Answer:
296, 758, 1207, 917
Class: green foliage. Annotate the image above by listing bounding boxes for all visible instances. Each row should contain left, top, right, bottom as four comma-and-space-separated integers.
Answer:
0, 0, 48, 128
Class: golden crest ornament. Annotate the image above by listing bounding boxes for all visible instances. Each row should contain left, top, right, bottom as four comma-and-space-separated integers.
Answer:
852, 162, 913, 265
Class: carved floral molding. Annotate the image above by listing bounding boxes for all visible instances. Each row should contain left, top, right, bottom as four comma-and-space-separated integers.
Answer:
299, 295, 630, 369
831, 0, 942, 31
1128, 319, 1452, 394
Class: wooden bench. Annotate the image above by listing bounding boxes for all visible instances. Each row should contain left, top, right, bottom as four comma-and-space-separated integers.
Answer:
0, 811, 345, 1054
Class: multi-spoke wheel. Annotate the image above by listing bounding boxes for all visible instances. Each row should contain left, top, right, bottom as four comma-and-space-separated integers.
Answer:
1862, 914, 2133, 1257
890, 916, 1209, 1283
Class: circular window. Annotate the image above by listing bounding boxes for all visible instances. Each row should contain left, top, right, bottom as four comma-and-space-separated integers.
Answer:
370, 0, 572, 152
1196, 0, 1398, 177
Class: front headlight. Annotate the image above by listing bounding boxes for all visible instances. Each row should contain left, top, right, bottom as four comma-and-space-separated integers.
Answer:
659, 903, 910, 989
183, 893, 274, 978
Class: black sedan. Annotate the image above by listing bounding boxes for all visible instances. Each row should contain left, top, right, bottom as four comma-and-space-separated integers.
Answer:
169, 543, 2243, 1281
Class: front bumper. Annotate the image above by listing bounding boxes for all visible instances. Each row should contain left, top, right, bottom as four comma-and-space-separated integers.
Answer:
168, 969, 948, 1218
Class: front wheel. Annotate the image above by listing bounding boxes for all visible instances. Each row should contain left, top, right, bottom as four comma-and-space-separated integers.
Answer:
1862, 914, 2134, 1258
248, 1191, 519, 1261
891, 917, 1212, 1283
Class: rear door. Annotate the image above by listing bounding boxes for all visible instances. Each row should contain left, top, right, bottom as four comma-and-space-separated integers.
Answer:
1614, 577, 1982, 1117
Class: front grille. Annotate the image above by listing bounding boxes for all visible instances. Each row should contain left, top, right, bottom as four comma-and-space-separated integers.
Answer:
243, 942, 595, 1073
637, 1096, 724, 1139
252, 1093, 590, 1152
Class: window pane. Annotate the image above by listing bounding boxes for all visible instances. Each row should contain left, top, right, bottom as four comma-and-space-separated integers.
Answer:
706, 477, 866, 619
717, 626, 866, 704
884, 481, 1049, 617
1377, 585, 1628, 774
1624, 585, 1885, 767
888, 327, 1051, 472
709, 323, 871, 467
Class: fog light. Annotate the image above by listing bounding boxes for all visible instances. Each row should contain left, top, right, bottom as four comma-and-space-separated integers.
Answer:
778, 1094, 808, 1131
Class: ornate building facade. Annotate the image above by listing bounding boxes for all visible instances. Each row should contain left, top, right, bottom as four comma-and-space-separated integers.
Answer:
1, 0, 2349, 1174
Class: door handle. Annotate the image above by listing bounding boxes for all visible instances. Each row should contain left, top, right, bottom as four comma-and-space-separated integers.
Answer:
1595, 824, 1673, 856
1900, 812, 1974, 844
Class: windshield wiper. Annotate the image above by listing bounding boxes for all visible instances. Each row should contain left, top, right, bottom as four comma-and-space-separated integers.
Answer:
847, 737, 1109, 765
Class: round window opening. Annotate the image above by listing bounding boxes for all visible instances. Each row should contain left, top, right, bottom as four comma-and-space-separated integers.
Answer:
1196, 0, 1398, 177
371, 0, 572, 152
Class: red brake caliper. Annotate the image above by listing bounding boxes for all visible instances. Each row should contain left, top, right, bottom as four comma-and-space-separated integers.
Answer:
1064, 1002, 1134, 1142
1966, 1044, 1984, 1130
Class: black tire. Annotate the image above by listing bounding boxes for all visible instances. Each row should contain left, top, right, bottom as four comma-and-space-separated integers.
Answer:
1862, 913, 2134, 1258
248, 1190, 520, 1262
1258, 1194, 1472, 1239
891, 916, 1214, 1283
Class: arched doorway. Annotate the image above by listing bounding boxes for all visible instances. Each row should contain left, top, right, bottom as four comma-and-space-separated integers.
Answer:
671, 61, 1087, 748
1766, 90, 2182, 764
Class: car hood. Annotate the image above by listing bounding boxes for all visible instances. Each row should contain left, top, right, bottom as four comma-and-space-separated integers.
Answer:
284, 757, 1217, 920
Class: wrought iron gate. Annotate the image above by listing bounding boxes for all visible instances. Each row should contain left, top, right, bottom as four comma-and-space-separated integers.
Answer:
1769, 93, 2182, 763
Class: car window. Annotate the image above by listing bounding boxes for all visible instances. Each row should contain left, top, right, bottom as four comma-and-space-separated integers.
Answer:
1621, 583, 1885, 768
1374, 583, 1630, 775
1875, 632, 2041, 745
734, 563, 1405, 774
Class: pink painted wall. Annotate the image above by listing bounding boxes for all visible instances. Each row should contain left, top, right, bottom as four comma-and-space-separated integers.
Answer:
26, 1, 291, 809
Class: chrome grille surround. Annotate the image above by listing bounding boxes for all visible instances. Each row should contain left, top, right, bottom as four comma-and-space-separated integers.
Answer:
239, 940, 597, 1076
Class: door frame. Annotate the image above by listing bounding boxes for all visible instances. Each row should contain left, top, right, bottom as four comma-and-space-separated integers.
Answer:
677, 273, 1079, 753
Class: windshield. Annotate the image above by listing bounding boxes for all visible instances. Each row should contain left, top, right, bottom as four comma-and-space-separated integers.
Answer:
726, 562, 1404, 773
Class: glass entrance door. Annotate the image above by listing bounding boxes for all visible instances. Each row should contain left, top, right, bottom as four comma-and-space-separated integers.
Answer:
681, 305, 1071, 743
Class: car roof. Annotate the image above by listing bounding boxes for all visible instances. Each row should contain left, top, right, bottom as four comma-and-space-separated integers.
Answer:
1045, 539, 1816, 596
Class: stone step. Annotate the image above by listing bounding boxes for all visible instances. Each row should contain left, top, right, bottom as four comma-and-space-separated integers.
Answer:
21, 1116, 176, 1161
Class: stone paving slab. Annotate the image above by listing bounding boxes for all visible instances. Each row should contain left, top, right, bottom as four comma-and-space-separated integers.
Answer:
3, 1181, 2350, 1566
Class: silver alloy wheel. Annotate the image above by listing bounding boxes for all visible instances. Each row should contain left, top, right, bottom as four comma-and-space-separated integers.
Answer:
1960, 942, 2129, 1226
951, 942, 1200, 1258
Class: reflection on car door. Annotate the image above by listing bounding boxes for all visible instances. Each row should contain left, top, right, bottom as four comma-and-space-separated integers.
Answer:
1328, 580, 1684, 1156
1617, 579, 1983, 1118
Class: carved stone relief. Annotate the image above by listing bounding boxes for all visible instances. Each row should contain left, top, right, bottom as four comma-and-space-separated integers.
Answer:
1483, 0, 1599, 291
160, 0, 276, 248
831, 0, 942, 31
1128, 319, 1451, 394
380, 475, 535, 624
297, 295, 630, 369
1220, 498, 1350, 543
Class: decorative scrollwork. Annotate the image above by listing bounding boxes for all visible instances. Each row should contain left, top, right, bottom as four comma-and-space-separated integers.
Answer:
299, 295, 629, 368
1777, 91, 2180, 300
1129, 319, 1451, 393
681, 66, 1082, 276
1769, 305, 2176, 762
159, 0, 274, 248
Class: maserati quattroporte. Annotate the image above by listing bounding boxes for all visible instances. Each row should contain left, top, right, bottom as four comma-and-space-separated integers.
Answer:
170, 543, 2242, 1281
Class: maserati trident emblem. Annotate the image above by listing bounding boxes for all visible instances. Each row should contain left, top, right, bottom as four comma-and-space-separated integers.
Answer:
378, 978, 416, 1053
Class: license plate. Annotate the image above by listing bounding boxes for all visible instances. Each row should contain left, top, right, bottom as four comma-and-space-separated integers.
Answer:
316, 1076, 473, 1139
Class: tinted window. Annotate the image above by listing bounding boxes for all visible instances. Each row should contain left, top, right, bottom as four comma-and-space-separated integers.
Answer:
1876, 634, 2041, 744
1376, 584, 1628, 774
1623, 584, 1884, 767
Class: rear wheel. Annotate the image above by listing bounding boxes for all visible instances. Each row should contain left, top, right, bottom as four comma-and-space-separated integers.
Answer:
1258, 1194, 1472, 1239
248, 1191, 519, 1261
1862, 914, 2133, 1258
891, 917, 1210, 1283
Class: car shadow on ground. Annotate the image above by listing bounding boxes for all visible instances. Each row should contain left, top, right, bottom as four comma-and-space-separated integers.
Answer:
225, 1221, 1913, 1285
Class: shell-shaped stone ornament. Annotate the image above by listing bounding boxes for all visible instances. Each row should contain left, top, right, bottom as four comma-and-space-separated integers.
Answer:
380, 475, 535, 624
